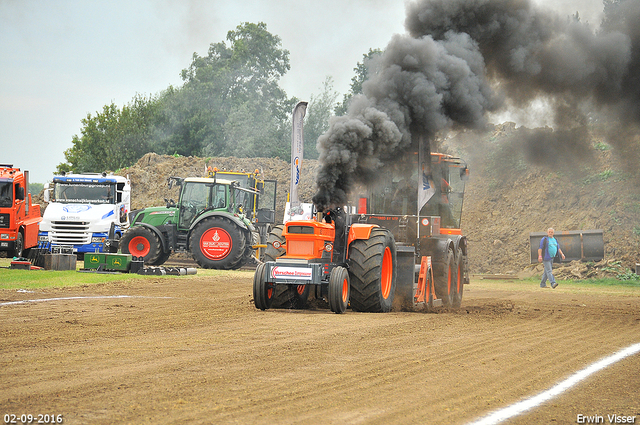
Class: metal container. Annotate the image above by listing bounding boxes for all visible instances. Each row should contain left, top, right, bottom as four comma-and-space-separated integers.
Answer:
529, 230, 604, 264
44, 253, 77, 271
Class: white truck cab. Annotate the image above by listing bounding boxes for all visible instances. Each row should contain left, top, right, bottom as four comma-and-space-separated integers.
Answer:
39, 173, 131, 255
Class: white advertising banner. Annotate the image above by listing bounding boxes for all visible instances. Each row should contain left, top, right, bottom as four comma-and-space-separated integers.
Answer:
290, 101, 308, 208
270, 265, 313, 280
417, 137, 435, 213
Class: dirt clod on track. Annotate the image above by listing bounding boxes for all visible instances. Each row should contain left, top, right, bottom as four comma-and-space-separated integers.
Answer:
1, 274, 639, 424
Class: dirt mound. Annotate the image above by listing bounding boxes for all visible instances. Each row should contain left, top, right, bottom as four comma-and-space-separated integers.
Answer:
113, 124, 640, 276
450, 123, 640, 276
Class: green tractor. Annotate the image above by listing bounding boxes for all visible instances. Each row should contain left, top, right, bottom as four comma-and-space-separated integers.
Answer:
121, 171, 276, 269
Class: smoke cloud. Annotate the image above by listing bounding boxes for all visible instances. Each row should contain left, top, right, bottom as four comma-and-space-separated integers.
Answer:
313, 0, 640, 210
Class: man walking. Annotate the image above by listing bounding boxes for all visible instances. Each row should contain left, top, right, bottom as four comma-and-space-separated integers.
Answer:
538, 228, 565, 289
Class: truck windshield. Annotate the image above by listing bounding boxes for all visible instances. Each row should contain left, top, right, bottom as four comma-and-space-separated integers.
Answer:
0, 182, 12, 207
53, 183, 116, 204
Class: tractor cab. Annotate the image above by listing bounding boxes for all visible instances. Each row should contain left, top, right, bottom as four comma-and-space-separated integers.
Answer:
355, 152, 468, 243
174, 177, 258, 231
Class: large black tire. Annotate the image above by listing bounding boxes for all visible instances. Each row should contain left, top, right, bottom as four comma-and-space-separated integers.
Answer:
264, 224, 309, 309
121, 226, 164, 265
263, 224, 285, 261
190, 217, 246, 269
253, 263, 273, 310
10, 232, 24, 258
155, 248, 172, 266
434, 247, 455, 307
329, 266, 350, 314
452, 249, 465, 309
348, 228, 397, 313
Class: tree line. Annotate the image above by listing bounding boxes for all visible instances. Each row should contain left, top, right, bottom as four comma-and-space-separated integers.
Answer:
57, 22, 378, 174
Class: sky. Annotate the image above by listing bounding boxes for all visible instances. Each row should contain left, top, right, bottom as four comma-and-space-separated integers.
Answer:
0, 0, 605, 184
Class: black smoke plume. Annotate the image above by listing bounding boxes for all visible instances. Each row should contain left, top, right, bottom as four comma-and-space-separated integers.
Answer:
313, 0, 640, 211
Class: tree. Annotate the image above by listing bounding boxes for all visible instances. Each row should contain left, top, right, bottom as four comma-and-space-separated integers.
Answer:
335, 48, 383, 116
163, 22, 293, 158
58, 95, 158, 173
303, 77, 340, 159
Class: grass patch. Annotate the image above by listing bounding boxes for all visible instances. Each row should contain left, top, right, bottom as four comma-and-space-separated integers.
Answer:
0, 268, 158, 290
0, 258, 239, 290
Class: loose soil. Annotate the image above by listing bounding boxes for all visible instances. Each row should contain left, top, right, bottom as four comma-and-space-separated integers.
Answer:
1, 273, 639, 424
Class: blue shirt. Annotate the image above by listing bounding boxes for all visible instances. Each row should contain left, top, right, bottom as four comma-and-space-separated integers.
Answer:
539, 236, 559, 261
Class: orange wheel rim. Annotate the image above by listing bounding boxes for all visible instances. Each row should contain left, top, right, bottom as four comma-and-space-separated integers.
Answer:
447, 263, 452, 294
296, 285, 305, 296
380, 247, 392, 299
129, 236, 150, 257
341, 277, 349, 302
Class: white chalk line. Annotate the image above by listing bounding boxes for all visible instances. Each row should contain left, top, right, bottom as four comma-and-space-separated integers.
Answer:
0, 295, 172, 307
467, 342, 640, 425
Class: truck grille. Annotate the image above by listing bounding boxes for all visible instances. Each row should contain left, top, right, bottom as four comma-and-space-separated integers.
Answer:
50, 221, 91, 245
0, 213, 9, 228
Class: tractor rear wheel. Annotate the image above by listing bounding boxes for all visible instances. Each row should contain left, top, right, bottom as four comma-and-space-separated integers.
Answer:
329, 266, 350, 314
348, 228, 397, 313
452, 249, 465, 309
263, 224, 285, 261
265, 224, 309, 309
190, 217, 246, 269
435, 247, 455, 307
121, 226, 164, 265
253, 263, 273, 310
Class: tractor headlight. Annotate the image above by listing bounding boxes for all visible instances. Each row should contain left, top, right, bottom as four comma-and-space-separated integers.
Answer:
272, 240, 282, 249
324, 243, 333, 253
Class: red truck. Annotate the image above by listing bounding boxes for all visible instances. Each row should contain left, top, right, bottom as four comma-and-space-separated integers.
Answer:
0, 164, 41, 258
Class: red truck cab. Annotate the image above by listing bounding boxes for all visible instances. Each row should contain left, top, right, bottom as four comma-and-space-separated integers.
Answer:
0, 164, 41, 257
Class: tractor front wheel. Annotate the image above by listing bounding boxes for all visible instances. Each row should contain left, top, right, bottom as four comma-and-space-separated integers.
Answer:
121, 226, 164, 265
329, 266, 350, 314
190, 217, 246, 269
253, 263, 273, 310
348, 228, 397, 313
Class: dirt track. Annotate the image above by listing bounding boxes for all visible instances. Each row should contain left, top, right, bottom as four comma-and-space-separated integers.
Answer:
1, 272, 639, 424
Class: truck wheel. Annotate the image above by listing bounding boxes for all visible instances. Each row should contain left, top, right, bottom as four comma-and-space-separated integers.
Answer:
348, 228, 397, 313
10, 232, 24, 258
452, 249, 464, 309
329, 266, 350, 314
253, 263, 273, 310
435, 247, 455, 307
121, 226, 163, 265
190, 217, 245, 269
265, 224, 309, 309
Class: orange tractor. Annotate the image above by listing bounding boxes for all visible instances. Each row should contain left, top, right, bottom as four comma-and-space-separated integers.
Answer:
253, 151, 469, 313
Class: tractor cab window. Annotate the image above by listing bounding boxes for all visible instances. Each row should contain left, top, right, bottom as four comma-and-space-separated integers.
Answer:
212, 184, 227, 210
420, 161, 465, 229
232, 188, 251, 214
0, 181, 12, 207
179, 182, 210, 228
